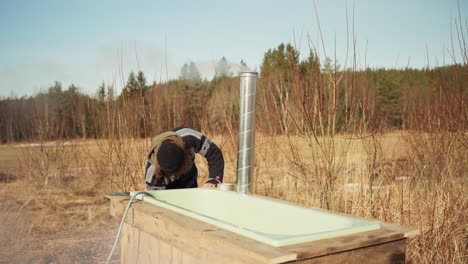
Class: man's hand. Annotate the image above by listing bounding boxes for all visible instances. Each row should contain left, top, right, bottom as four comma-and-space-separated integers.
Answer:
203, 182, 216, 188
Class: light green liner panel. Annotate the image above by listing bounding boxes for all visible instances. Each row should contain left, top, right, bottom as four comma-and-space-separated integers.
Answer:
130, 188, 380, 247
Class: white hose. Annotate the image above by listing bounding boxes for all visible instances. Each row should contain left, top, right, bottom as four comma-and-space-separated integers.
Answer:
105, 191, 151, 264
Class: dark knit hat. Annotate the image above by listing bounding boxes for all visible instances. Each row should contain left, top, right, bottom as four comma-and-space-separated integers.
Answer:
157, 141, 185, 173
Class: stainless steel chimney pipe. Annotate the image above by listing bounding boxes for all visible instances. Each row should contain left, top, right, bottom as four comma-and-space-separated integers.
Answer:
236, 72, 258, 194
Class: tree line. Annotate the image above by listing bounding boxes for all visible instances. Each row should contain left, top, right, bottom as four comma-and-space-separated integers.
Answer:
0, 43, 466, 143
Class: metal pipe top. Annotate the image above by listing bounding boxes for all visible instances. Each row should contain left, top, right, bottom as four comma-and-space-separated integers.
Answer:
240, 71, 258, 78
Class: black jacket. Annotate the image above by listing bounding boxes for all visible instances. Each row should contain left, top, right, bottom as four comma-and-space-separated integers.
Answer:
145, 127, 224, 190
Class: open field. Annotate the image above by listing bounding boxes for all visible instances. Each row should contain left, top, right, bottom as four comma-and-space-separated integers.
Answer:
0, 131, 466, 263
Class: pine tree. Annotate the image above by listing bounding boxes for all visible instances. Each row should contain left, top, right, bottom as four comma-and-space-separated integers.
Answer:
180, 61, 202, 84
180, 63, 189, 80
136, 71, 147, 91
97, 82, 106, 104
188, 62, 202, 83
259, 43, 300, 133
123, 72, 138, 97
239, 60, 250, 73
377, 70, 402, 128
260, 43, 299, 81
215, 57, 230, 78
300, 51, 321, 77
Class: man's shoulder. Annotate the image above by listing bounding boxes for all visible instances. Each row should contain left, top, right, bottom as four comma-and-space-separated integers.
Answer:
173, 127, 204, 140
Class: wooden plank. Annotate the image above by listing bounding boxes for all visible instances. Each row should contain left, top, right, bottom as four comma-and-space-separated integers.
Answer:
380, 222, 420, 238
291, 239, 406, 264
132, 225, 142, 263
110, 198, 297, 263
281, 225, 404, 260
206, 229, 299, 264
122, 219, 200, 264
108, 196, 131, 223
121, 223, 141, 264
137, 228, 160, 264
171, 246, 183, 264
182, 252, 201, 264
159, 239, 172, 263
120, 223, 129, 264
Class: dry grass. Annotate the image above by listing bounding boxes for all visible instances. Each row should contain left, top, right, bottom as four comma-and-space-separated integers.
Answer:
0, 181, 117, 263
248, 132, 467, 263
0, 142, 120, 264
0, 132, 466, 263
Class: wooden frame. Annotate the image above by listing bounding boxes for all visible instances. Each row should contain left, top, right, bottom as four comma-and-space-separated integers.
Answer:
108, 196, 418, 264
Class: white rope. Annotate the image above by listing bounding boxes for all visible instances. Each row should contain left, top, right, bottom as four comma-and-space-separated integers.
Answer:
105, 191, 151, 264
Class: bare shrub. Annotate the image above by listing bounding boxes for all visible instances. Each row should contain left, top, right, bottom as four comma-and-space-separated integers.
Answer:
88, 138, 147, 193
18, 140, 81, 187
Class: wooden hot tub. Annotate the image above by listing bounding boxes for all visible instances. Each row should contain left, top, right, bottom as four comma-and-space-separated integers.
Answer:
108, 188, 418, 263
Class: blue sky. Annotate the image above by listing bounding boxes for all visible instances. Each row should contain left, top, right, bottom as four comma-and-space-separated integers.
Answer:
0, 0, 466, 97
